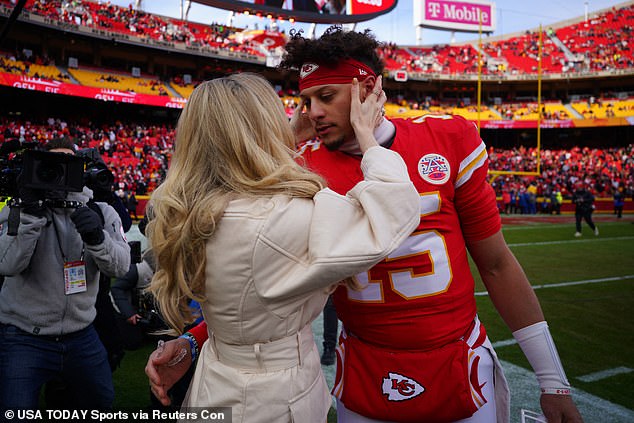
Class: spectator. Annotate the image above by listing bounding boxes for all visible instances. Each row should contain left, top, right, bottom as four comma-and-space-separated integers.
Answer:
127, 191, 139, 220
613, 187, 625, 218
502, 189, 511, 214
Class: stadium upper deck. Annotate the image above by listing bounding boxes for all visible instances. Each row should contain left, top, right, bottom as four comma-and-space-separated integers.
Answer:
1, 0, 633, 79
0, 0, 633, 129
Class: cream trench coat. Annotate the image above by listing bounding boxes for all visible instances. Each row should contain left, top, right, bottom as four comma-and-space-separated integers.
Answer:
182, 147, 421, 423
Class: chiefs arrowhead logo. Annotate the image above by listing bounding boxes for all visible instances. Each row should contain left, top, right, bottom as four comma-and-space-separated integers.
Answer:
300, 63, 319, 79
382, 372, 425, 401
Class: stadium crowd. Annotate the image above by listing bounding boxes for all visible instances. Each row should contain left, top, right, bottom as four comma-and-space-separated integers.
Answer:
489, 145, 634, 214
1, 116, 632, 209
2, 0, 633, 76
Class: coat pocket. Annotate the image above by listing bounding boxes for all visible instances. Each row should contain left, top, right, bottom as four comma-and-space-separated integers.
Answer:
289, 369, 331, 423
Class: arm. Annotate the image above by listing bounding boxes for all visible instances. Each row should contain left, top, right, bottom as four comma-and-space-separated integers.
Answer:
467, 232, 543, 330
146, 337, 192, 406
253, 146, 420, 301
467, 232, 583, 423
110, 263, 139, 320
146, 321, 207, 405
0, 207, 46, 275
82, 204, 130, 278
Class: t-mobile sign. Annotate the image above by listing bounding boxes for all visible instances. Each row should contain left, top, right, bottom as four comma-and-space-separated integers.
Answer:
414, 0, 496, 33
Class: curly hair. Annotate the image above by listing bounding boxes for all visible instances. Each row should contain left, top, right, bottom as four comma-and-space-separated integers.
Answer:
279, 26, 385, 76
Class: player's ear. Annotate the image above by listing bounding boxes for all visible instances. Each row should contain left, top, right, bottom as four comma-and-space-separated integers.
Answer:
360, 76, 377, 101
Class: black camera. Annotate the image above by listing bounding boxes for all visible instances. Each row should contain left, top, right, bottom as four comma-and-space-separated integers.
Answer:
76, 148, 114, 193
0, 142, 115, 202
0, 141, 85, 200
20, 150, 85, 193
136, 291, 168, 333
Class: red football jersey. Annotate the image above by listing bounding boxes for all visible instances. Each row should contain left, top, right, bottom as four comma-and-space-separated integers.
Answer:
298, 115, 501, 350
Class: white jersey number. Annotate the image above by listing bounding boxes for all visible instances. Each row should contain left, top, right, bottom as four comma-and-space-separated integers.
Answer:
346, 192, 452, 302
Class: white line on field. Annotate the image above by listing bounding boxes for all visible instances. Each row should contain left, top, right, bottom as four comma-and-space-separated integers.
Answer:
501, 360, 634, 422
507, 236, 634, 247
475, 275, 634, 296
492, 338, 518, 348
577, 367, 634, 383
503, 223, 573, 230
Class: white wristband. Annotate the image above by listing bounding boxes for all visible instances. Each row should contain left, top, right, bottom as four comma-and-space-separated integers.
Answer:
513, 321, 571, 393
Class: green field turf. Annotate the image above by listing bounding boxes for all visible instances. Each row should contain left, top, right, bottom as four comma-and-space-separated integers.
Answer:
112, 217, 634, 422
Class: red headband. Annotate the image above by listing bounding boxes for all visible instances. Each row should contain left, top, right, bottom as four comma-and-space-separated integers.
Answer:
298, 59, 376, 92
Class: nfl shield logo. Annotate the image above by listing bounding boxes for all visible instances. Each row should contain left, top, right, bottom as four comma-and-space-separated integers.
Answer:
418, 153, 451, 185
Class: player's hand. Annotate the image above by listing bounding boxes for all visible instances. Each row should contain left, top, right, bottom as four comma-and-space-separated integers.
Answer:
290, 99, 316, 144
540, 394, 584, 423
350, 75, 385, 153
146, 337, 192, 406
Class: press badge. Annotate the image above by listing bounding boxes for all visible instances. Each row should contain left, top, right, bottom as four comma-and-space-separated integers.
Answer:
64, 260, 87, 295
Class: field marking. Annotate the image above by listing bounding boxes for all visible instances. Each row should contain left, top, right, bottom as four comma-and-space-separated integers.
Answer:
507, 235, 634, 247
503, 223, 573, 230
502, 360, 634, 422
577, 367, 633, 383
492, 338, 518, 348
475, 275, 634, 296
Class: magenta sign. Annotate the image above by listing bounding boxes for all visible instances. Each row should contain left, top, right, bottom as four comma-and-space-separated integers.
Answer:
414, 0, 496, 33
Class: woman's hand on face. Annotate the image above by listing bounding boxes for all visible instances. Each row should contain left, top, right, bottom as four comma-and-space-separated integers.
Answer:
350, 75, 385, 153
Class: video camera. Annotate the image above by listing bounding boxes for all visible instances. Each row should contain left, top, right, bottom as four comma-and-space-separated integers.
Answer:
76, 147, 114, 194
0, 139, 84, 201
0, 141, 114, 202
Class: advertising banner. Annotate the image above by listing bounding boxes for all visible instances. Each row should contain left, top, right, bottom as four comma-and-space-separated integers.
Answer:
0, 73, 187, 109
192, 0, 396, 23
413, 0, 496, 33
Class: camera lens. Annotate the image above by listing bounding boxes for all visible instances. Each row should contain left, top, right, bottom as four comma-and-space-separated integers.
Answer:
36, 162, 65, 185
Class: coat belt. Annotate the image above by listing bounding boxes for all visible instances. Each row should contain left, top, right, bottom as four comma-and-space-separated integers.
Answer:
209, 324, 315, 372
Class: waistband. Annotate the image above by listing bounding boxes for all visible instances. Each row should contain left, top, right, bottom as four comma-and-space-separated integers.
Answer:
209, 325, 315, 372
343, 315, 487, 352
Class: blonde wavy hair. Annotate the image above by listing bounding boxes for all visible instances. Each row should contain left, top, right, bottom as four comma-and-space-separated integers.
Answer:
147, 73, 325, 332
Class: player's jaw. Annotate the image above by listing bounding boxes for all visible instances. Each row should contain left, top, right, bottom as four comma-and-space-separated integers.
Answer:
313, 122, 347, 150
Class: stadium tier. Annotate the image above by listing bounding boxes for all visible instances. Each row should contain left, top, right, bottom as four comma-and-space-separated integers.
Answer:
0, 0, 632, 212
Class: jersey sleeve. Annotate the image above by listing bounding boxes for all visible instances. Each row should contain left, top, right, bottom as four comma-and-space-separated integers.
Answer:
453, 120, 501, 242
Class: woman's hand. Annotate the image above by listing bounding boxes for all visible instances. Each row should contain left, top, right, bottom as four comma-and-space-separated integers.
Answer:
350, 75, 386, 154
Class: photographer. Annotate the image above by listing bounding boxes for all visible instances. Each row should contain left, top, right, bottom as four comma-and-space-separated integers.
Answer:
0, 137, 130, 411
78, 147, 131, 372
111, 242, 160, 350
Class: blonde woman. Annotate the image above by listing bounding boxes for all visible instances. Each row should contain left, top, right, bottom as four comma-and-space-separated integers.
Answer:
146, 73, 420, 422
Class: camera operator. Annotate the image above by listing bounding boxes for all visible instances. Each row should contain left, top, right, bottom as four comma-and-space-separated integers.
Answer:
77, 148, 131, 373
0, 137, 130, 411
